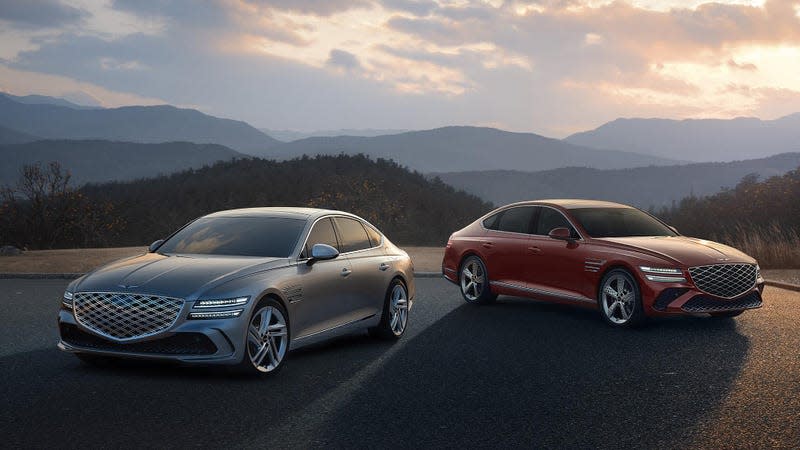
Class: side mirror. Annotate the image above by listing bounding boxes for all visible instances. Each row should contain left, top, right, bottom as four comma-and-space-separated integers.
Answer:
548, 227, 574, 242
148, 239, 165, 253
307, 243, 339, 266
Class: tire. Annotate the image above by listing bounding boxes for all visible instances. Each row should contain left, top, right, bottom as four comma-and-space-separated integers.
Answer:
236, 298, 290, 375
598, 269, 646, 327
710, 310, 744, 318
369, 279, 409, 340
459, 255, 497, 304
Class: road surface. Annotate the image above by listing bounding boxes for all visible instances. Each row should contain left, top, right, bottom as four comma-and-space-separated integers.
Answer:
1, 279, 798, 448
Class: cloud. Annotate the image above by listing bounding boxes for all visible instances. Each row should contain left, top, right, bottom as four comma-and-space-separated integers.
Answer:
1, 0, 800, 138
0, 0, 87, 27
326, 49, 362, 71
242, 0, 373, 17
727, 59, 758, 70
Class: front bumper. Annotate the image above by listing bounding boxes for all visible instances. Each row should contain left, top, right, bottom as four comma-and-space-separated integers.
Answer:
643, 280, 765, 316
57, 308, 246, 365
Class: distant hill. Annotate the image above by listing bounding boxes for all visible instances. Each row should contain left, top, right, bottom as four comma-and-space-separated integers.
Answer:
80, 154, 493, 246
566, 114, 800, 162
0, 140, 245, 186
434, 152, 800, 209
261, 128, 409, 142
0, 125, 38, 145
0, 95, 280, 154
0, 92, 98, 110
271, 126, 678, 172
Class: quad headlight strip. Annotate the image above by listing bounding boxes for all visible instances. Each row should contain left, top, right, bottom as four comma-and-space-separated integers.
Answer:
189, 296, 249, 320
639, 266, 687, 283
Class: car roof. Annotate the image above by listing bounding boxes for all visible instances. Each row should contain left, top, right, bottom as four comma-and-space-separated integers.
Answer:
202, 207, 359, 221
504, 199, 634, 210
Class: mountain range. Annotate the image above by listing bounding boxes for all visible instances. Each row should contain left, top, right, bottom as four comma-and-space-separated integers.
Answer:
271, 126, 678, 172
0, 95, 279, 154
434, 152, 800, 209
0, 140, 244, 186
566, 114, 800, 162
261, 128, 409, 142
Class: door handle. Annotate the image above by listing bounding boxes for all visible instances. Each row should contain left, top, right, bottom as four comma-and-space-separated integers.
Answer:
341, 268, 352, 277
481, 242, 494, 249
379, 263, 390, 271
527, 246, 542, 254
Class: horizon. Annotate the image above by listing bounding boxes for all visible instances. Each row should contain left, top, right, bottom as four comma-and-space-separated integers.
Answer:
2, 0, 799, 138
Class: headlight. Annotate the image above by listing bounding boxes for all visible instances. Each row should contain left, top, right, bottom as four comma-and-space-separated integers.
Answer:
639, 266, 687, 283
62, 291, 74, 309
188, 310, 244, 320
193, 296, 249, 309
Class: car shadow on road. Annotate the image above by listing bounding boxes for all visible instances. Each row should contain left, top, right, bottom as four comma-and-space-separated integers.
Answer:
0, 331, 396, 448
311, 295, 750, 449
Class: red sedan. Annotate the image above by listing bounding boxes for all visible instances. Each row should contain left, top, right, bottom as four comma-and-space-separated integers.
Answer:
442, 199, 765, 327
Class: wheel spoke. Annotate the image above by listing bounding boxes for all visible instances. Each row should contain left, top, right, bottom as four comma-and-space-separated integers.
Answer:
252, 342, 269, 366
620, 303, 631, 320
603, 286, 618, 299
258, 308, 272, 336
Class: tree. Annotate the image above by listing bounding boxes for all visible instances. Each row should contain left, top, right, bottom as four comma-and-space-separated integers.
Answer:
0, 162, 121, 249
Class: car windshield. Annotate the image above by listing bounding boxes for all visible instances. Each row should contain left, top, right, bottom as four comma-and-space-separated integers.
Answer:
570, 207, 677, 238
158, 216, 306, 257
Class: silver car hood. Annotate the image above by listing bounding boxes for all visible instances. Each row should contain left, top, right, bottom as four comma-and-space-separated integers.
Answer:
74, 253, 288, 299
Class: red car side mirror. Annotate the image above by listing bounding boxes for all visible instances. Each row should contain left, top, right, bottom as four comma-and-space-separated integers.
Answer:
548, 227, 574, 242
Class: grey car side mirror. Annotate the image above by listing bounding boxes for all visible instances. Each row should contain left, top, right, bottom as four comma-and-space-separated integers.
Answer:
148, 239, 165, 253
307, 243, 339, 266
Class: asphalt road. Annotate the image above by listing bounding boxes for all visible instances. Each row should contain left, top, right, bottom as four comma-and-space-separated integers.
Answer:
1, 279, 799, 449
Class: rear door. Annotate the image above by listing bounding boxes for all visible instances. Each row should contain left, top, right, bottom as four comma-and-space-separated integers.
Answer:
333, 217, 387, 323
481, 206, 536, 289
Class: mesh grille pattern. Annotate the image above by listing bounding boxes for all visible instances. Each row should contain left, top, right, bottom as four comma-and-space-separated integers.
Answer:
688, 264, 757, 299
681, 291, 762, 313
73, 292, 183, 341
60, 324, 216, 355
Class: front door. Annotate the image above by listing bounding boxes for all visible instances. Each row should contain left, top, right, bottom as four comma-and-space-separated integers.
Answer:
525, 206, 592, 303
293, 217, 354, 338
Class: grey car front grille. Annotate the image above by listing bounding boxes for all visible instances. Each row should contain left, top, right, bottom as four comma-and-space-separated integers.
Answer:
688, 264, 757, 299
73, 292, 183, 341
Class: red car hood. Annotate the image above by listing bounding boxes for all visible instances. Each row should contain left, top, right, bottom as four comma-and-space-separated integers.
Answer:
597, 236, 756, 267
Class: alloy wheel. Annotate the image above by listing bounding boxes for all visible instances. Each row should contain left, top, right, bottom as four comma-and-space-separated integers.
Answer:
247, 305, 288, 372
460, 259, 486, 301
389, 284, 409, 336
601, 274, 636, 324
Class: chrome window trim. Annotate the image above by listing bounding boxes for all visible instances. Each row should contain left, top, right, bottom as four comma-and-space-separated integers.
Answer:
296, 214, 384, 261
479, 204, 584, 241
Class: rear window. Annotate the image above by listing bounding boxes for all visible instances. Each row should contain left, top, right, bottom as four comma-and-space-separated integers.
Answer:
334, 217, 372, 253
496, 207, 534, 234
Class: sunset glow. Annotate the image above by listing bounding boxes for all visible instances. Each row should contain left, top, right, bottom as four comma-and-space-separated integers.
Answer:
0, 0, 798, 135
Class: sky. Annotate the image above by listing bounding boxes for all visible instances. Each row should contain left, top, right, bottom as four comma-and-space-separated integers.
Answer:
0, 0, 799, 137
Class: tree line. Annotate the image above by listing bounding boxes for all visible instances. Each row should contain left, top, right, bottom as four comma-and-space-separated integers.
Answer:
1, 155, 493, 249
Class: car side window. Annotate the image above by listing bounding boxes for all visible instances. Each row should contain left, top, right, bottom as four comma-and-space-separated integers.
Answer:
483, 212, 502, 230
364, 223, 383, 247
496, 207, 535, 234
535, 207, 577, 237
301, 218, 339, 258
334, 217, 372, 253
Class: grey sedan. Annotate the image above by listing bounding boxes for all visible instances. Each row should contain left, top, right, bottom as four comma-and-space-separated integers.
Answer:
57, 208, 415, 374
